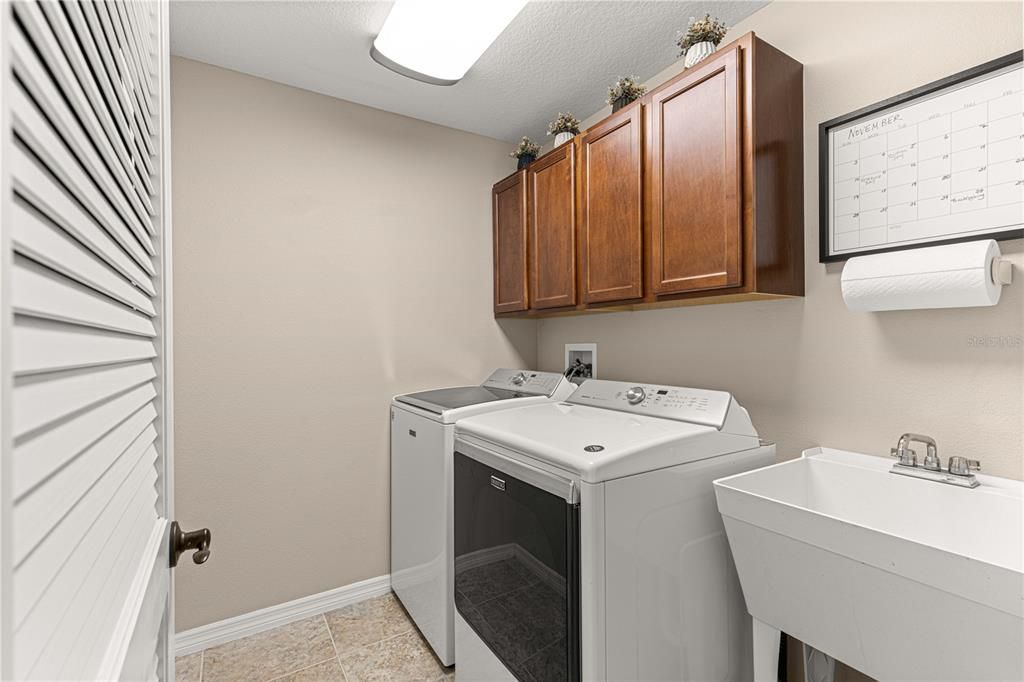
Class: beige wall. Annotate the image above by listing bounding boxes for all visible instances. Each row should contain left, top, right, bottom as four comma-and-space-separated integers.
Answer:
539, 1, 1024, 482
171, 57, 535, 630
544, 3, 1015, 675
539, 7, 1022, 677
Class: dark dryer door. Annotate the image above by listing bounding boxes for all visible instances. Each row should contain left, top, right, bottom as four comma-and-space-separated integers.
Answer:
454, 448, 581, 682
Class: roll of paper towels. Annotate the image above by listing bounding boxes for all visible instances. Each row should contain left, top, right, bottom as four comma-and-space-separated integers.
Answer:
841, 239, 1006, 311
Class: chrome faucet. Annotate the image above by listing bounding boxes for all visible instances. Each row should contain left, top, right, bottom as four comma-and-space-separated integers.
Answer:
889, 433, 980, 488
891, 433, 940, 470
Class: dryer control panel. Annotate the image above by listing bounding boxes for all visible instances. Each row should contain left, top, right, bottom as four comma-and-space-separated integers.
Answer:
566, 379, 732, 429
483, 369, 567, 396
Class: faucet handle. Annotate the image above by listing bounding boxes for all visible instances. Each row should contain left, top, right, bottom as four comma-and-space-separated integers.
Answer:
890, 447, 916, 467
947, 456, 980, 477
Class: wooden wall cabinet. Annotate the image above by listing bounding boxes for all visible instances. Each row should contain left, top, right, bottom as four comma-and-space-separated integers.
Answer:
648, 46, 742, 295
527, 140, 577, 310
578, 104, 644, 304
642, 33, 804, 307
492, 170, 529, 313
492, 32, 804, 317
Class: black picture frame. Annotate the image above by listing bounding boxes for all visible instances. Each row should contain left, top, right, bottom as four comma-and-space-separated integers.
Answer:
818, 50, 1024, 263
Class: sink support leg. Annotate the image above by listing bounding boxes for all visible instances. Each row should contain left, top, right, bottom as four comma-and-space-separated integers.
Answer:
803, 644, 836, 682
753, 618, 781, 682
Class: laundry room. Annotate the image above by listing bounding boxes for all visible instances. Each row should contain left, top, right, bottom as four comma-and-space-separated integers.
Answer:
0, 1, 1020, 681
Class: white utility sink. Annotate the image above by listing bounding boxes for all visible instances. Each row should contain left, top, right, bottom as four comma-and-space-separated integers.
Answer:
714, 447, 1023, 682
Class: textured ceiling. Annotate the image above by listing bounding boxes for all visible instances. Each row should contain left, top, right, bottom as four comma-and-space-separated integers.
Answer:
170, 1, 768, 143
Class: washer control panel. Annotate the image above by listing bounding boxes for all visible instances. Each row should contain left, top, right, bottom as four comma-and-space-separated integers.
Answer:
566, 379, 732, 428
483, 369, 566, 396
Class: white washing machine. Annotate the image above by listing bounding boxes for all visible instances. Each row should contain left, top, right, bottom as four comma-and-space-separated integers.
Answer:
390, 369, 575, 666
451, 378, 776, 681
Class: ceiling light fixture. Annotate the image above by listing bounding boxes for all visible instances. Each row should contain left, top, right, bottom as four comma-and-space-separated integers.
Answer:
370, 0, 527, 86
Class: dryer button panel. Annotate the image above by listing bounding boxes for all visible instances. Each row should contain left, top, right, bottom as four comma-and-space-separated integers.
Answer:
566, 379, 732, 429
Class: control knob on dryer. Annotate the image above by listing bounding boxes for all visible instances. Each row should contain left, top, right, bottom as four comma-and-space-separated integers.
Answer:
625, 386, 646, 405
511, 372, 527, 386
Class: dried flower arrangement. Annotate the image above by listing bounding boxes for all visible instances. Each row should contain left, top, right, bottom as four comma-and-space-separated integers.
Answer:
510, 136, 541, 159
676, 14, 728, 55
547, 112, 581, 136
607, 76, 647, 109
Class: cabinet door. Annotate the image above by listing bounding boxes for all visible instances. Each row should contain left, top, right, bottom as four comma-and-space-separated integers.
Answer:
579, 105, 643, 303
529, 142, 577, 309
648, 46, 742, 294
492, 171, 528, 313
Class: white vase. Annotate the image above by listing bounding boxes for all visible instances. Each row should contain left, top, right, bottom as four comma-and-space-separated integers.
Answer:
554, 131, 573, 147
684, 41, 716, 68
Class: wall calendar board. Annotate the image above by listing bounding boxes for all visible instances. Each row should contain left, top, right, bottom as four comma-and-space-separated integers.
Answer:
819, 52, 1024, 262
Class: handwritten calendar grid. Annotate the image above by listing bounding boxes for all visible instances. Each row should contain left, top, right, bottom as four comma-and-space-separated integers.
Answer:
830, 68, 1024, 254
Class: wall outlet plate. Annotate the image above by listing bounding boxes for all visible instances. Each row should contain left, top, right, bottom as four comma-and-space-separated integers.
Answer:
564, 343, 597, 385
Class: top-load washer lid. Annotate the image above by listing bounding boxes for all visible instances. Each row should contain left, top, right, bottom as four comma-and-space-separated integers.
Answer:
394, 368, 570, 415
454, 378, 762, 483
395, 386, 523, 414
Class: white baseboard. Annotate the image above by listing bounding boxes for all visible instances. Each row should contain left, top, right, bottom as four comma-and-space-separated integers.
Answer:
174, 574, 392, 656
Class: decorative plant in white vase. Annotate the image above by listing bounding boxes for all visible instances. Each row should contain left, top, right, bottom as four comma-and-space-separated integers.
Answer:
677, 14, 728, 68
548, 112, 581, 147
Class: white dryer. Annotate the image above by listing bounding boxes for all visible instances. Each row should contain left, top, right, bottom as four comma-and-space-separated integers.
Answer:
390, 369, 575, 666
451, 379, 775, 681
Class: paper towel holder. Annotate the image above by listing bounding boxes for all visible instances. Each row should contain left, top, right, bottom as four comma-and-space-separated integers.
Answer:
992, 258, 1013, 286
840, 239, 1012, 312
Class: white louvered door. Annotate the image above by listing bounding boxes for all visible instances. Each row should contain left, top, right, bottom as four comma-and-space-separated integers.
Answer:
0, 0, 174, 679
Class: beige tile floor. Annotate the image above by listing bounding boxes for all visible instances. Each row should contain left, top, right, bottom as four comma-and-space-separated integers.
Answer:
176, 593, 455, 682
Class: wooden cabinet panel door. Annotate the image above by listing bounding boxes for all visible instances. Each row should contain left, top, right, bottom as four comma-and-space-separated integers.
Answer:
579, 105, 643, 303
528, 143, 577, 309
649, 46, 742, 294
492, 171, 528, 313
